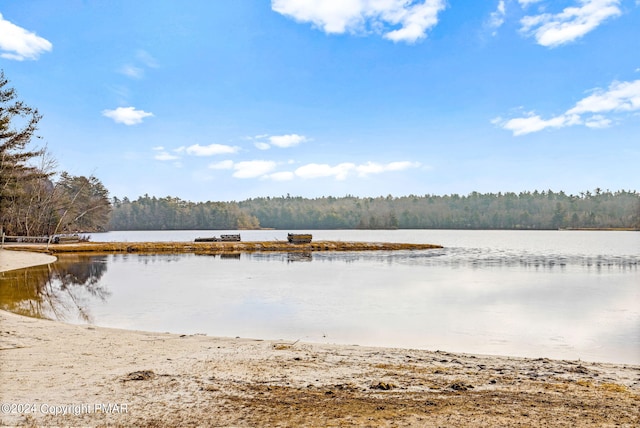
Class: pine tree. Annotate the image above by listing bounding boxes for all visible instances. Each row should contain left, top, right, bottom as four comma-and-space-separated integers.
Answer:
0, 70, 48, 235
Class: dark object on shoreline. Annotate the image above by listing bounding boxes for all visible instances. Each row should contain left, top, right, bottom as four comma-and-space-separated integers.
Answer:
195, 234, 241, 242
53, 234, 85, 244
287, 233, 312, 244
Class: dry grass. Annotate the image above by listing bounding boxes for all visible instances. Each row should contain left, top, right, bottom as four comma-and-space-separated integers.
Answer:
3, 240, 443, 255
225, 383, 640, 427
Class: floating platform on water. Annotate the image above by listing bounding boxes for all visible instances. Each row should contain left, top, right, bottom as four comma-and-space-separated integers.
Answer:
4, 240, 443, 255
287, 233, 312, 244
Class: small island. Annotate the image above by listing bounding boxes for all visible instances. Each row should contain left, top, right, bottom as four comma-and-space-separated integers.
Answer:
3, 240, 443, 256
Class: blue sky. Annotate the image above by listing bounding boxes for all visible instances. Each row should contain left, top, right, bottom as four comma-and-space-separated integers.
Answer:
1, 0, 638, 202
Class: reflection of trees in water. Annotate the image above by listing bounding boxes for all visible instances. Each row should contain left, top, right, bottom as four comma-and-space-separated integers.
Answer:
0, 255, 110, 322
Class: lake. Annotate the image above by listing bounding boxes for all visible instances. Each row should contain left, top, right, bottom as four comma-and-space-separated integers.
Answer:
1, 230, 638, 364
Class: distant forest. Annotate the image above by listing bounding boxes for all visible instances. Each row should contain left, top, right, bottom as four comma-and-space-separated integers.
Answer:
4, 70, 637, 237
108, 189, 640, 231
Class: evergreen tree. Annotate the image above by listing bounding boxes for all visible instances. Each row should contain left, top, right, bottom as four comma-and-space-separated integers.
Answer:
0, 70, 49, 235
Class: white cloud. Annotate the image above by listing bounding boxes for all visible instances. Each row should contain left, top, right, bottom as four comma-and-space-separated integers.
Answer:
272, 0, 447, 43
520, 0, 622, 47
566, 79, 640, 115
119, 64, 144, 79
584, 115, 612, 128
233, 160, 277, 178
208, 160, 235, 170
250, 133, 308, 149
185, 144, 239, 156
267, 171, 295, 181
136, 50, 159, 68
295, 162, 356, 180
518, 0, 543, 7
119, 50, 158, 79
383, 0, 446, 43
494, 113, 576, 136
495, 78, 640, 135
487, 0, 507, 34
356, 161, 421, 176
292, 160, 419, 180
0, 13, 52, 60
269, 133, 308, 148
189, 159, 423, 181
254, 142, 271, 150
102, 106, 154, 125
154, 151, 180, 161
153, 146, 180, 161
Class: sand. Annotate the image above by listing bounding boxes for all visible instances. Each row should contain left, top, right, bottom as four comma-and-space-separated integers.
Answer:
0, 250, 57, 273
0, 249, 638, 427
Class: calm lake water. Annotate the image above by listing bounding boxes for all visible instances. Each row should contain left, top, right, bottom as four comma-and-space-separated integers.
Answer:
1, 230, 638, 364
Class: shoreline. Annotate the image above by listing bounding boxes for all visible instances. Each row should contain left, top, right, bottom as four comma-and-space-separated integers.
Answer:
0, 240, 443, 256
1, 249, 638, 427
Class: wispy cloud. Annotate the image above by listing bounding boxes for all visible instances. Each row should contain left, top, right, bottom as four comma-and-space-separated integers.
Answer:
136, 50, 159, 68
565, 80, 640, 115
208, 160, 235, 170
204, 159, 420, 181
254, 142, 271, 150
295, 162, 356, 180
494, 78, 640, 135
119, 64, 144, 79
492, 113, 578, 136
118, 50, 158, 79
518, 0, 543, 7
487, 0, 507, 35
272, 0, 447, 43
266, 171, 296, 181
294, 161, 421, 180
251, 133, 308, 149
584, 115, 612, 128
102, 106, 154, 125
233, 160, 277, 178
269, 134, 307, 148
152, 146, 181, 163
355, 161, 421, 177
0, 13, 52, 60
180, 144, 240, 156
519, 0, 622, 47
154, 151, 180, 161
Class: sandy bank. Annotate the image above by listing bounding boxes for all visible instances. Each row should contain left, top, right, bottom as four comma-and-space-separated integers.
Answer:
0, 249, 57, 272
1, 250, 638, 427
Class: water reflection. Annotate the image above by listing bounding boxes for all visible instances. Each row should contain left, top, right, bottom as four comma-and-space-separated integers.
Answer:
287, 252, 312, 263
0, 255, 110, 322
0, 247, 638, 364
246, 249, 639, 271
220, 253, 241, 260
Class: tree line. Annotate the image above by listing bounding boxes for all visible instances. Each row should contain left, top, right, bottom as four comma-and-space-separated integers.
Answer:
109, 190, 640, 231
109, 195, 259, 230
2, 69, 638, 235
0, 71, 111, 237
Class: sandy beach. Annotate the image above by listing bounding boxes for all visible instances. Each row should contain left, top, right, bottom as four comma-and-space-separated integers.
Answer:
1, 249, 638, 427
